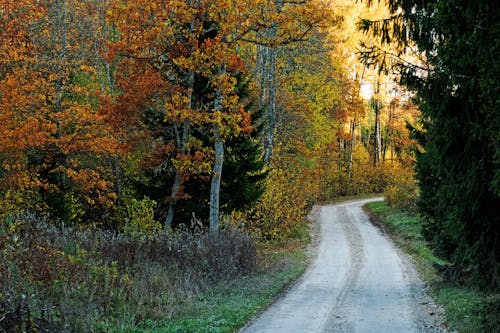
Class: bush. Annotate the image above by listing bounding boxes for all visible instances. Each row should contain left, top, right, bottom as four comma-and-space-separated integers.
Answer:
385, 167, 419, 212
232, 167, 313, 240
476, 295, 500, 333
123, 196, 161, 237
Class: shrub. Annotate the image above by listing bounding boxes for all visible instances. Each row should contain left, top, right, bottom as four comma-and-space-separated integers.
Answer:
123, 196, 161, 237
234, 167, 313, 240
385, 167, 419, 212
476, 295, 500, 333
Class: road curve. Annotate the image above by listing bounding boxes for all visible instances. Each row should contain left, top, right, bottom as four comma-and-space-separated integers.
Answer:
239, 198, 446, 333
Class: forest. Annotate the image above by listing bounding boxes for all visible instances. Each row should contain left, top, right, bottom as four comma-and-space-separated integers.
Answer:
0, 0, 498, 331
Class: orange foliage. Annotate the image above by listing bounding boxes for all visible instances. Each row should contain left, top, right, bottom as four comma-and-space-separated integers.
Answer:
105, 0, 256, 214
0, 0, 123, 219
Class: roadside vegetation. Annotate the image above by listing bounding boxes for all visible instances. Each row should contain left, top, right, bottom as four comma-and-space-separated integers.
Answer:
0, 212, 309, 332
365, 199, 500, 333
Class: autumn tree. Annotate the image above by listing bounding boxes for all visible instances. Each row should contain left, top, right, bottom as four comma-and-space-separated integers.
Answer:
236, 23, 349, 237
241, 0, 336, 164
0, 0, 121, 222
106, 0, 258, 232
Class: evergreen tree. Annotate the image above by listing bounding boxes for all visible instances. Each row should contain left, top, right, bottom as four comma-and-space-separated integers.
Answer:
359, 0, 500, 288
138, 73, 266, 228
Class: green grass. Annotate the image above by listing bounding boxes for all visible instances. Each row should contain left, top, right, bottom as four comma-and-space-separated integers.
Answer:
365, 201, 499, 333
155, 264, 305, 333
433, 285, 486, 333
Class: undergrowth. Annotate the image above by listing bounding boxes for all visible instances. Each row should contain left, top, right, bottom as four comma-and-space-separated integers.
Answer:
0, 212, 308, 332
365, 201, 500, 333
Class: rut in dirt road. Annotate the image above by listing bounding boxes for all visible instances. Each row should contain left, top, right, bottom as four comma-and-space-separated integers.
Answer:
239, 198, 446, 333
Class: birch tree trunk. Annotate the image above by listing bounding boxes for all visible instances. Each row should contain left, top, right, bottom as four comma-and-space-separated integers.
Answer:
257, 45, 277, 164
257, 44, 268, 109
347, 118, 356, 180
264, 46, 277, 164
209, 124, 224, 235
209, 81, 224, 235
257, 0, 283, 164
348, 70, 364, 180
374, 102, 382, 166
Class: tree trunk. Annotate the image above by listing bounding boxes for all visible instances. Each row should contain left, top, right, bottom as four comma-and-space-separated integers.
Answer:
111, 155, 122, 195
373, 78, 382, 167
347, 118, 356, 180
374, 103, 381, 166
257, 44, 268, 109
264, 46, 277, 164
257, 44, 278, 164
209, 124, 224, 235
165, 119, 190, 228
165, 71, 194, 228
165, 170, 181, 228
209, 69, 225, 235
209, 66, 225, 236
389, 101, 395, 165
257, 2, 283, 164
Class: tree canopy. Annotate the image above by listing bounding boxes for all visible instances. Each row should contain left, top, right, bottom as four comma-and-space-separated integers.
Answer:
0, 0, 421, 236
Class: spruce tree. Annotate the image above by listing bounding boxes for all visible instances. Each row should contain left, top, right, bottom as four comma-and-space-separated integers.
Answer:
359, 0, 500, 288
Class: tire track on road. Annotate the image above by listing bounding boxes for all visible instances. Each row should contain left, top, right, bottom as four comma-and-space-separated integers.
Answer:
240, 198, 447, 333
324, 206, 364, 333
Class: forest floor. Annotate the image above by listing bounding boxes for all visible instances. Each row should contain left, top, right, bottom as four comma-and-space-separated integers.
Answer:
239, 197, 448, 333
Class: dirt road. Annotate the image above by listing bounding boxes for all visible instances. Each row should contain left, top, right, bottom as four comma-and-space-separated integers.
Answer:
240, 198, 446, 333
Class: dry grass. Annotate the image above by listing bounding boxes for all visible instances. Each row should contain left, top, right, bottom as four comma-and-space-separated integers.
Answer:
0, 212, 258, 332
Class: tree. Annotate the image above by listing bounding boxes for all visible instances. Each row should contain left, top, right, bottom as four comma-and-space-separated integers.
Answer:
107, 0, 256, 232
359, 0, 500, 288
0, 0, 121, 222
244, 0, 336, 164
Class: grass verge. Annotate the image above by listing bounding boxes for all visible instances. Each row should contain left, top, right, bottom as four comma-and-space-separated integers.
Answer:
365, 201, 499, 333
141, 221, 310, 333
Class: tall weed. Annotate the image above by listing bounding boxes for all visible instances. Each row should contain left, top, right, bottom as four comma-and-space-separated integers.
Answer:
0, 212, 257, 332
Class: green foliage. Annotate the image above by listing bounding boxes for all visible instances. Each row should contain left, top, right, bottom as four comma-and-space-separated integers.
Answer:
0, 189, 42, 221
360, 0, 500, 289
221, 135, 267, 213
476, 295, 500, 333
45, 191, 86, 224
412, 0, 500, 288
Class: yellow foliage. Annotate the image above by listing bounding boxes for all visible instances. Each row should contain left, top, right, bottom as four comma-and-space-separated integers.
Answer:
385, 165, 419, 212
123, 197, 161, 237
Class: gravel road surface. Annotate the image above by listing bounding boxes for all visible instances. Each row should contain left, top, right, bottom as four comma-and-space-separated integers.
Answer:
240, 198, 447, 333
